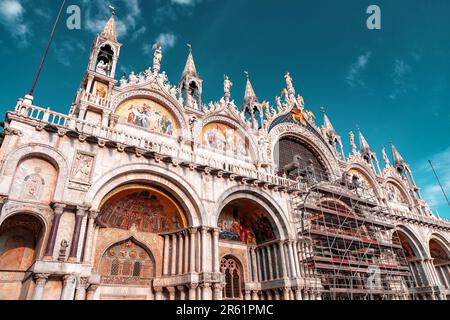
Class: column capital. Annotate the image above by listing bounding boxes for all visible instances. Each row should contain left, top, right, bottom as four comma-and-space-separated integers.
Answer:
189, 283, 199, 290
200, 282, 211, 289
76, 206, 90, 217
153, 286, 163, 293
88, 210, 100, 220
189, 227, 198, 235
212, 283, 223, 290
166, 286, 176, 293
0, 195, 8, 204
176, 285, 186, 291
77, 277, 90, 289
52, 203, 66, 215
87, 284, 98, 292
34, 273, 50, 284
63, 274, 77, 286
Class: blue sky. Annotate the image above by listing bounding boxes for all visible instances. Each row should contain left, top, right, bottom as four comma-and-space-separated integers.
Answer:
0, 0, 449, 217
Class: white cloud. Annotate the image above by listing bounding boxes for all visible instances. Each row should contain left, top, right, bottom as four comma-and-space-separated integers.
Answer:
171, 0, 201, 5
0, 0, 30, 46
82, 0, 143, 39
156, 32, 177, 48
417, 147, 450, 213
130, 26, 146, 42
346, 52, 371, 87
389, 59, 412, 99
53, 41, 86, 67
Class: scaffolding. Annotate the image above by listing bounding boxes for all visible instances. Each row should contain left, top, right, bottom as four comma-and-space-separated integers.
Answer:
287, 158, 415, 300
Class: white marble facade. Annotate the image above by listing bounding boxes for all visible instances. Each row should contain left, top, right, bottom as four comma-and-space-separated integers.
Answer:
0, 12, 449, 301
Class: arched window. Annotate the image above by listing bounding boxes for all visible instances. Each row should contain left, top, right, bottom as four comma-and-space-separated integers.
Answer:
221, 256, 242, 299
100, 239, 154, 286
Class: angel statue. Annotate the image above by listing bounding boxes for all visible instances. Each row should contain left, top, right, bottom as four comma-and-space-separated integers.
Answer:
285, 72, 295, 95
349, 131, 357, 155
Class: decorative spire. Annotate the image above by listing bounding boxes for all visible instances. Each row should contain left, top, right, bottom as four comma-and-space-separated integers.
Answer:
183, 44, 198, 77
358, 128, 373, 153
101, 6, 117, 41
382, 146, 391, 168
391, 144, 406, 166
322, 108, 336, 134
243, 71, 259, 105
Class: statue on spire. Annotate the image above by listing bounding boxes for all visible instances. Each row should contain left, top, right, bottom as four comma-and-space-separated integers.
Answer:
224, 75, 233, 103
152, 43, 163, 74
382, 147, 391, 168
285, 72, 295, 96
349, 131, 357, 155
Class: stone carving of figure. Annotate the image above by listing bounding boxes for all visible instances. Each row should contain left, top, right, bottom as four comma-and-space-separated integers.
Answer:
23, 168, 44, 200
129, 72, 137, 84
119, 74, 127, 87
258, 135, 269, 161
285, 72, 295, 96
382, 147, 391, 168
72, 153, 94, 183
152, 44, 163, 74
224, 75, 233, 102
297, 95, 305, 110
349, 131, 357, 155
58, 240, 69, 262
96, 60, 109, 76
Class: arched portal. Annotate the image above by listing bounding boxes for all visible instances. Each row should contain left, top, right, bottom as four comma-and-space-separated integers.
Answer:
429, 238, 450, 294
98, 184, 187, 233
274, 136, 329, 182
0, 214, 44, 300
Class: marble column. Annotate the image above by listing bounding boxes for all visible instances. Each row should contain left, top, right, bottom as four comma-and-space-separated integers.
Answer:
266, 290, 273, 300
167, 287, 176, 300
212, 229, 220, 273
213, 283, 223, 300
154, 287, 163, 300
295, 288, 302, 300
163, 235, 170, 276
69, 206, 88, 262
273, 290, 280, 300
244, 291, 251, 300
261, 247, 267, 281
282, 288, 290, 300
86, 285, 98, 300
201, 283, 212, 300
33, 274, 49, 300
74, 277, 89, 300
256, 248, 262, 281
267, 246, 273, 281
184, 232, 189, 274
177, 285, 187, 300
251, 291, 259, 300
272, 244, 279, 279
284, 243, 292, 278
44, 203, 66, 258
251, 248, 258, 282
189, 228, 197, 273
178, 233, 184, 275
188, 283, 198, 300
171, 234, 177, 275
288, 241, 297, 278
201, 228, 210, 273
83, 210, 98, 263
61, 275, 77, 300
278, 242, 287, 279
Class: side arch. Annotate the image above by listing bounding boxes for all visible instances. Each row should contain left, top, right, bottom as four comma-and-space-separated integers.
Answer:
395, 224, 428, 260
344, 163, 383, 200
269, 123, 341, 180
1, 144, 69, 202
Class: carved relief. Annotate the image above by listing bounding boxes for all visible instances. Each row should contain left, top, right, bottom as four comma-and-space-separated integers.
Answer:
22, 168, 45, 200
70, 151, 95, 185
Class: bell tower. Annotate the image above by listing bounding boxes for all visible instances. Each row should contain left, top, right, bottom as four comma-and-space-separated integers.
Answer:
179, 44, 203, 110
71, 6, 122, 126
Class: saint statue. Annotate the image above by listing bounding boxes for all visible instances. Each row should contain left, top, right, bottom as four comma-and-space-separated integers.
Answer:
285, 72, 295, 95
349, 131, 357, 155
382, 147, 391, 168
152, 43, 163, 74
224, 75, 233, 101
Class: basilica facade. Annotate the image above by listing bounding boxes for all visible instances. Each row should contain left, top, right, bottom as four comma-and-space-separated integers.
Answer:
0, 12, 449, 301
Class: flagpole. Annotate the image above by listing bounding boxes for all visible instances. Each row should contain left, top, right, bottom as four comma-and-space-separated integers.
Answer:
28, 0, 67, 96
